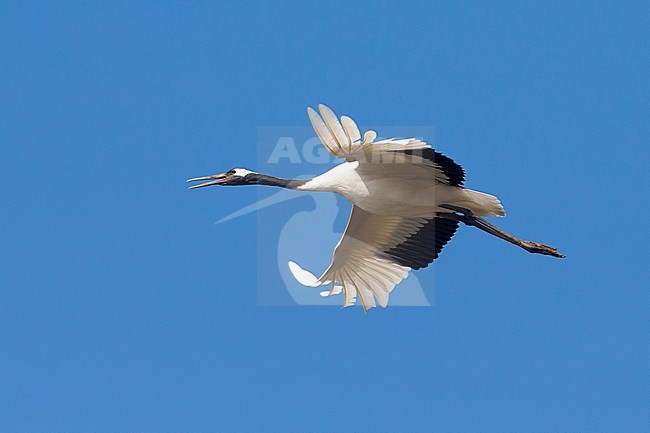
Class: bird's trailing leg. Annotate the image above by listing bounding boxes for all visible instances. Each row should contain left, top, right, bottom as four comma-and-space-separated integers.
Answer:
440, 204, 565, 258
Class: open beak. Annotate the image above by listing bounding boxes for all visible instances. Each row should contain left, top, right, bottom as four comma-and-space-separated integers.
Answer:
187, 173, 227, 189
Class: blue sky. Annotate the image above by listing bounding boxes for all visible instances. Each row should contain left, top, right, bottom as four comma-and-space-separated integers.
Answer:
1, 1, 649, 432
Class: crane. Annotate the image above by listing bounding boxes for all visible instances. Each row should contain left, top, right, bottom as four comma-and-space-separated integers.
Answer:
188, 104, 564, 310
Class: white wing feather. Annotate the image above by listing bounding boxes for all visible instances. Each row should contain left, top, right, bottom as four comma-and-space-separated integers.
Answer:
307, 104, 430, 161
291, 206, 430, 310
307, 107, 341, 156
340, 115, 361, 148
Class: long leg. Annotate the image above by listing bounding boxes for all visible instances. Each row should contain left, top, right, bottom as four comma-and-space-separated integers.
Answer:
440, 205, 565, 258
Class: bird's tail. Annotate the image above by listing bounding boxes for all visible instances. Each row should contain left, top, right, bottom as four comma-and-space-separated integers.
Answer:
452, 189, 506, 217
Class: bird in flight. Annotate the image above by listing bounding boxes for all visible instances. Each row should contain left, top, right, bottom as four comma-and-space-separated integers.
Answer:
188, 105, 563, 310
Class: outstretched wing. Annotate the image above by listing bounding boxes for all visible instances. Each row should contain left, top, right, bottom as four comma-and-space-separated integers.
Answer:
291, 206, 459, 310
307, 104, 465, 186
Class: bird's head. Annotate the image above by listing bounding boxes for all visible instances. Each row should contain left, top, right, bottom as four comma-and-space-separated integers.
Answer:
187, 168, 257, 188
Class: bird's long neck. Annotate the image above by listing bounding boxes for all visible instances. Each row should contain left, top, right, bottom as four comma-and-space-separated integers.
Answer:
249, 173, 309, 190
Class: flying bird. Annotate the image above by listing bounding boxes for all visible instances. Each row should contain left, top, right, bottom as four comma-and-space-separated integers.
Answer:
188, 105, 563, 310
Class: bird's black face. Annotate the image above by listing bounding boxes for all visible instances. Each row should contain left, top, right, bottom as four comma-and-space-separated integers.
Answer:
187, 168, 255, 189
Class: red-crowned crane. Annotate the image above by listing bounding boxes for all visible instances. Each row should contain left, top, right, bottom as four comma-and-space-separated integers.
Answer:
188, 105, 563, 310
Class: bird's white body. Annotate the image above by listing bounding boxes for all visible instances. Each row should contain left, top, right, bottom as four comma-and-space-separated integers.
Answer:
298, 161, 503, 218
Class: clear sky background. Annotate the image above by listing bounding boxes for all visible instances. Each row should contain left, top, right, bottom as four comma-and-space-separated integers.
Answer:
1, 2, 649, 432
